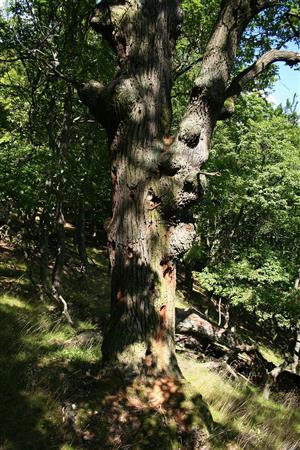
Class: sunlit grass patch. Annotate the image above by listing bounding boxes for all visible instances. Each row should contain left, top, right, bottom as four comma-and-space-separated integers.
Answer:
0, 256, 27, 282
0, 248, 107, 449
76, 320, 97, 331
179, 355, 300, 449
0, 293, 32, 310
39, 345, 101, 367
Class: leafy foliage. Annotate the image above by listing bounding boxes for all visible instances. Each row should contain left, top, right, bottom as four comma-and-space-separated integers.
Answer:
195, 94, 300, 328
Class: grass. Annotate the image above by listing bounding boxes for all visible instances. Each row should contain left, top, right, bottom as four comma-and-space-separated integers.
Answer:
179, 355, 300, 449
0, 245, 108, 450
0, 242, 299, 449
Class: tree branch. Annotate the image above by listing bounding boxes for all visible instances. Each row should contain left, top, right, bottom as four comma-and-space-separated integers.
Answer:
77, 76, 129, 132
285, 12, 300, 39
218, 49, 300, 119
77, 80, 105, 110
255, 0, 280, 8
202, 0, 281, 78
227, 50, 300, 98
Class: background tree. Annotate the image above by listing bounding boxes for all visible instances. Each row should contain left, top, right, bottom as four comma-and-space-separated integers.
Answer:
192, 94, 300, 345
0, 0, 112, 306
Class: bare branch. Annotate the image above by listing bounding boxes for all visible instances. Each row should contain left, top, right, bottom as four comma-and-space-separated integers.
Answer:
198, 171, 220, 177
227, 49, 300, 98
218, 49, 300, 120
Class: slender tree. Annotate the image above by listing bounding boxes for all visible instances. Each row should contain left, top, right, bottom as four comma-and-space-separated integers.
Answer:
292, 267, 300, 373
78, 0, 300, 375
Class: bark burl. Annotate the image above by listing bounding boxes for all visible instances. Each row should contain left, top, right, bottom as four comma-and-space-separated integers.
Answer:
79, 0, 300, 376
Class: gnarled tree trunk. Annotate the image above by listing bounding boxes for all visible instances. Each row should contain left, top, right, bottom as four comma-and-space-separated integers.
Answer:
80, 1, 189, 375
78, 0, 300, 376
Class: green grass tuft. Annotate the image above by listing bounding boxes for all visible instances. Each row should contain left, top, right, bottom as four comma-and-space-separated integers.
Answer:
179, 355, 300, 449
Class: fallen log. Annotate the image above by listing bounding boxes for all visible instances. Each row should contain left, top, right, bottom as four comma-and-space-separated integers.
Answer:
176, 307, 236, 347
175, 308, 300, 396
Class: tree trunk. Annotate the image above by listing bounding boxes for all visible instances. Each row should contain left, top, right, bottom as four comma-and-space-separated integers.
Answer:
79, 0, 186, 375
76, 201, 88, 275
78, 0, 275, 376
52, 86, 73, 298
292, 268, 300, 373
292, 320, 300, 374
39, 208, 49, 287
80, 0, 227, 375
52, 201, 66, 296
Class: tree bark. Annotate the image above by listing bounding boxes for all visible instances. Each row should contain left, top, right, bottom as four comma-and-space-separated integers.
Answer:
52, 201, 66, 296
79, 0, 186, 375
78, 0, 300, 376
52, 86, 72, 299
76, 201, 88, 275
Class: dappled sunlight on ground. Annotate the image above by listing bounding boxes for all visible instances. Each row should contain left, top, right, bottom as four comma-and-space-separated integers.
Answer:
0, 245, 108, 450
0, 243, 299, 449
180, 355, 300, 449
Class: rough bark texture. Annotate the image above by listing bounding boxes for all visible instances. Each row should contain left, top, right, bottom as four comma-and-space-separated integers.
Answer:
80, 0, 187, 375
78, 0, 300, 376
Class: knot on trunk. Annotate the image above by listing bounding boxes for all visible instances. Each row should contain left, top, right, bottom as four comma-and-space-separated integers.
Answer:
166, 222, 196, 259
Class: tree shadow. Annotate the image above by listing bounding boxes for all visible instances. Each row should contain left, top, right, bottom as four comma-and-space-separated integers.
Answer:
0, 304, 63, 450
0, 247, 217, 450
191, 363, 300, 450
47, 362, 216, 450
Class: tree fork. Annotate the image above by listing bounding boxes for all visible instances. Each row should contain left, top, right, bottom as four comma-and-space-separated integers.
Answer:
80, 0, 300, 377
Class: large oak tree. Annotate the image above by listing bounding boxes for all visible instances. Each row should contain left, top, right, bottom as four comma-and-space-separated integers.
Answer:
78, 0, 300, 375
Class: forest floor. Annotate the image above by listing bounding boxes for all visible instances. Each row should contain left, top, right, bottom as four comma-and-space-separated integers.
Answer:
0, 240, 299, 450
